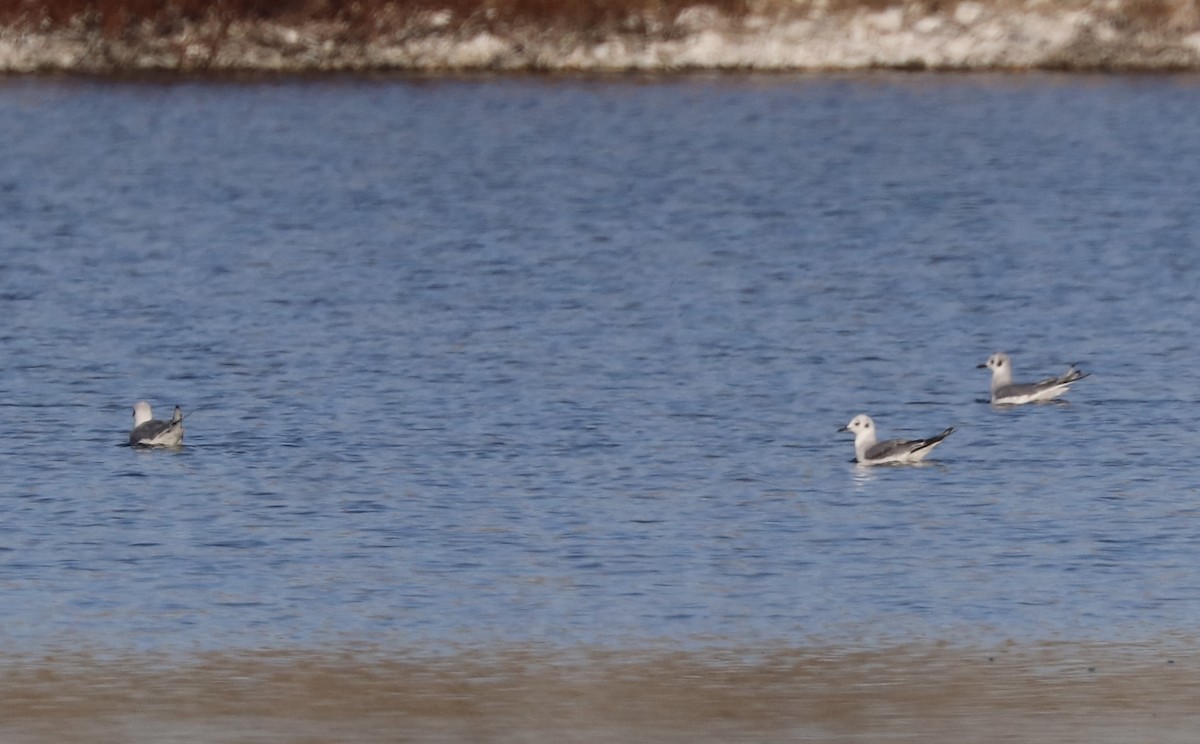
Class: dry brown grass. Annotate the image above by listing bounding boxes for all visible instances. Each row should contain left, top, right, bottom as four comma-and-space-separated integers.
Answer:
1114, 0, 1200, 30
2, 0, 1198, 42
2, 0, 1198, 71
0, 0, 751, 38
3, 0, 1200, 31
813, 0, 1200, 28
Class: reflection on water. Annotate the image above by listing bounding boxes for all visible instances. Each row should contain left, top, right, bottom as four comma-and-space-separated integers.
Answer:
1, 643, 1196, 743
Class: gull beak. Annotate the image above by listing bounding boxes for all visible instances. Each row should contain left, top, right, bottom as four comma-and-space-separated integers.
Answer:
837, 425, 849, 432
976, 363, 988, 368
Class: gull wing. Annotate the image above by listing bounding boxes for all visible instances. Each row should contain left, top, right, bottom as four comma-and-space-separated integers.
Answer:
1031, 365, 1088, 388
995, 366, 1088, 402
864, 438, 921, 461
129, 410, 184, 446
864, 427, 954, 461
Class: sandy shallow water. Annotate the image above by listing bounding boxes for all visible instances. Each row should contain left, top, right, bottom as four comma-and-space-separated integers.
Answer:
3, 643, 1199, 743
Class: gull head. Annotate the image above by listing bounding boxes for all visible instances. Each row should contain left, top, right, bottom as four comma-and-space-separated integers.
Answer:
978, 351, 1013, 382
839, 414, 875, 438
132, 400, 154, 427
840, 414, 878, 462
977, 352, 1011, 371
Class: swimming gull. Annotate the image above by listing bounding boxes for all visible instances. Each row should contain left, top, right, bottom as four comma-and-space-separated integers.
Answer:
130, 401, 184, 447
978, 352, 1088, 405
839, 414, 953, 465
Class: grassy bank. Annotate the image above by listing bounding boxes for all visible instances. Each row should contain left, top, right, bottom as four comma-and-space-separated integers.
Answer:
1, 0, 1199, 72
0, 0, 752, 40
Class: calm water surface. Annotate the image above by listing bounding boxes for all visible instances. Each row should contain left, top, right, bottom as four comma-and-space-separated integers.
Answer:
2, 73, 1200, 656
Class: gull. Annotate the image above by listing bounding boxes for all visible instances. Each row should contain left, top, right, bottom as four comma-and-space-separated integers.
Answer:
839, 414, 953, 465
978, 352, 1088, 405
130, 401, 184, 447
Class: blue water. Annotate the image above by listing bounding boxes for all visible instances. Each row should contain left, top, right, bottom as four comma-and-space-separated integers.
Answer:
2, 73, 1200, 655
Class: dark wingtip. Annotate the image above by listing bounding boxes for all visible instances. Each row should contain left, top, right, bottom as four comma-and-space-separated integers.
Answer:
1062, 366, 1090, 383
926, 427, 955, 445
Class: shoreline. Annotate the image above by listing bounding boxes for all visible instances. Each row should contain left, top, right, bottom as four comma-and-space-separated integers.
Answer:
3, 1, 1200, 74
2, 641, 1198, 743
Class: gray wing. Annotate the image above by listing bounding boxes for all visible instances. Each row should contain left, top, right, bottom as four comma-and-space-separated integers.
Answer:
129, 418, 179, 445
1055, 367, 1088, 384
994, 381, 1054, 398
1032, 366, 1088, 387
864, 438, 921, 460
997, 367, 1087, 398
864, 428, 954, 460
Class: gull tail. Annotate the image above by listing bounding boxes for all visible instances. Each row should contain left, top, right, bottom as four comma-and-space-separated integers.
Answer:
916, 427, 954, 451
1060, 365, 1089, 384
169, 405, 203, 425
1032, 366, 1088, 388
162, 406, 185, 436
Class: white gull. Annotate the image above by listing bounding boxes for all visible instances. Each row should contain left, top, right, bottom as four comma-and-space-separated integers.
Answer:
130, 401, 184, 447
978, 352, 1088, 405
839, 414, 953, 465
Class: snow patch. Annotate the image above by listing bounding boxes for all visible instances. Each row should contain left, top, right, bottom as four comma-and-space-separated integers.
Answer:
913, 16, 944, 33
456, 33, 509, 67
425, 10, 452, 28
867, 8, 905, 33
676, 6, 723, 32
954, 2, 984, 25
